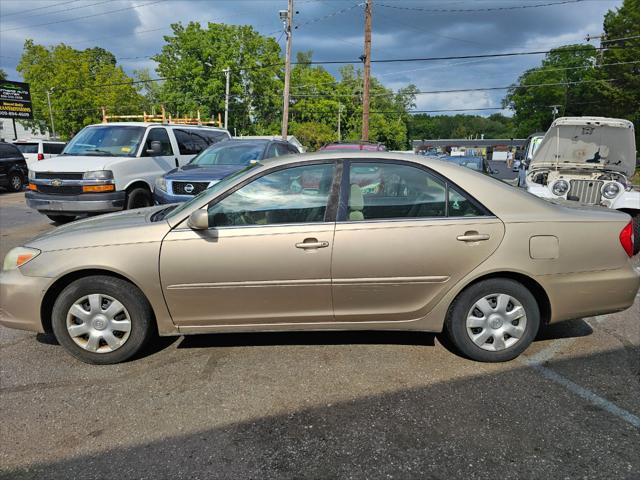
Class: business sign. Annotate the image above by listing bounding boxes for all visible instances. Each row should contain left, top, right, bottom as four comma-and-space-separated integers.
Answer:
0, 80, 33, 120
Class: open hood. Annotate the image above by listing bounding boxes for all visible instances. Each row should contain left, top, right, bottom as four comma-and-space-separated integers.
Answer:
529, 117, 636, 176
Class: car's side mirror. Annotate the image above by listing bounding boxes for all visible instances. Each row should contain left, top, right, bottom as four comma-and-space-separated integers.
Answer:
146, 141, 162, 155
187, 210, 209, 230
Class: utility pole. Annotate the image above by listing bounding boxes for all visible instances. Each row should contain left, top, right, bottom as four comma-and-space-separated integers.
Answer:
280, 1, 294, 140
361, 0, 372, 142
337, 103, 344, 141
223, 67, 231, 129
46, 88, 56, 139
550, 105, 561, 119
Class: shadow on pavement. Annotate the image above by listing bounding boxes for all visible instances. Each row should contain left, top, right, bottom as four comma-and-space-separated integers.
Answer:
2, 347, 637, 480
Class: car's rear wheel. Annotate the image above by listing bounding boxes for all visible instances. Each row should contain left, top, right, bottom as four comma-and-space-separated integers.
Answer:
51, 276, 155, 364
125, 187, 152, 210
8, 172, 23, 192
46, 214, 76, 224
445, 278, 540, 362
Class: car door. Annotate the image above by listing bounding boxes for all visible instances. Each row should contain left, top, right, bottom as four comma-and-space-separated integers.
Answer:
331, 160, 505, 323
160, 161, 339, 327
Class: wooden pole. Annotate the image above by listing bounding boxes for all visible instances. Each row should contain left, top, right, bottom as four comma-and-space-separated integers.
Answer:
281, 0, 293, 140
361, 0, 372, 141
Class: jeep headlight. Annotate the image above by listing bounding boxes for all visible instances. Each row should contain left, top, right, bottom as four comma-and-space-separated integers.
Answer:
83, 170, 113, 181
3, 247, 41, 271
551, 179, 569, 196
155, 176, 167, 192
602, 182, 620, 199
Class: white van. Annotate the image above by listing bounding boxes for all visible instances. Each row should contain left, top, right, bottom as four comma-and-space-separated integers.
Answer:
13, 139, 66, 166
26, 122, 230, 223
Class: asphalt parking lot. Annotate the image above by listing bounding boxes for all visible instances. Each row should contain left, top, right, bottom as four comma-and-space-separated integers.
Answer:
1, 165, 639, 479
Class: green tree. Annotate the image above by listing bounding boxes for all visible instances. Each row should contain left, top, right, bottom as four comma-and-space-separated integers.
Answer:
153, 22, 282, 134
17, 40, 144, 139
290, 121, 335, 151
601, 0, 640, 144
0, 69, 6, 80
503, 44, 602, 137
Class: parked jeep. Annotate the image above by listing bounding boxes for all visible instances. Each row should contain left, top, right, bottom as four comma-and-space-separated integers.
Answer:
26, 122, 230, 223
525, 117, 639, 254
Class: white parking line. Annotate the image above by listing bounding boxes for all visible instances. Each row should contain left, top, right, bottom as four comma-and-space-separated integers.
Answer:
521, 337, 640, 429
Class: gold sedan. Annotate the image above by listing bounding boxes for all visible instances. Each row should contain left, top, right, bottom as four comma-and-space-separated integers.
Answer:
1, 152, 638, 364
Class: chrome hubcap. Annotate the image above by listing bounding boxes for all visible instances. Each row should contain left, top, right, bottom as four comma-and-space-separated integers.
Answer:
11, 176, 21, 189
466, 293, 527, 352
66, 294, 131, 353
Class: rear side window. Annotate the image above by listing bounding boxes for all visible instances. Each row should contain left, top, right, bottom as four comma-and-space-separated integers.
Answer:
275, 143, 291, 156
14, 143, 38, 154
174, 129, 219, 155
43, 143, 65, 154
345, 162, 486, 221
143, 128, 173, 156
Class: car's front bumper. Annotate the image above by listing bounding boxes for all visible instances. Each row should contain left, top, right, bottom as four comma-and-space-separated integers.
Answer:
25, 191, 126, 214
0, 268, 52, 333
153, 188, 193, 205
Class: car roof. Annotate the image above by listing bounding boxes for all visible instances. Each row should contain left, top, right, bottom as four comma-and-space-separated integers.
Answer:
85, 122, 229, 131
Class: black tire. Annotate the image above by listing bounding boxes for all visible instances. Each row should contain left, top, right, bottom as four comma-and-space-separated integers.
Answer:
51, 275, 155, 364
125, 187, 152, 210
632, 214, 640, 256
444, 278, 540, 362
46, 214, 76, 224
7, 171, 23, 192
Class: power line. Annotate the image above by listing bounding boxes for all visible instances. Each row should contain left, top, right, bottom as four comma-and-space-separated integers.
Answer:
1, 0, 83, 18
376, 0, 584, 14
5, 0, 115, 21
0, 0, 167, 33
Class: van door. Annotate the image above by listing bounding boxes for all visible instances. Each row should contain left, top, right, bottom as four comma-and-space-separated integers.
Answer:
131, 127, 177, 185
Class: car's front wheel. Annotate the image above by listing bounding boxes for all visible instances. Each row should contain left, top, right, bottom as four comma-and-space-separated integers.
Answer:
445, 278, 540, 362
51, 276, 155, 364
46, 214, 76, 224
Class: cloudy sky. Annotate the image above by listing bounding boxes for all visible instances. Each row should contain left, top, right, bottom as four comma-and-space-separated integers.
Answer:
0, 0, 623, 114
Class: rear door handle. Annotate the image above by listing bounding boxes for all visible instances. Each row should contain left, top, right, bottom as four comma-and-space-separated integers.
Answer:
295, 238, 329, 249
457, 232, 490, 242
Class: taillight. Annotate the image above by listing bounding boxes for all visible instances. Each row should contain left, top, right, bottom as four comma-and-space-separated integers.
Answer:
619, 221, 634, 257
37, 153, 44, 161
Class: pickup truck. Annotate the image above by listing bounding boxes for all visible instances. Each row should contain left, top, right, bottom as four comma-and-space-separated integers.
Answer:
26, 122, 230, 223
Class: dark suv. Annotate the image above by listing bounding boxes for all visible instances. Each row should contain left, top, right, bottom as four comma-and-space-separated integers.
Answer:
0, 142, 27, 192
154, 139, 300, 204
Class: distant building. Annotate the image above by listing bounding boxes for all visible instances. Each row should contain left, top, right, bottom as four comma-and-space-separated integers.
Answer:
412, 138, 525, 160
0, 119, 50, 142
236, 135, 305, 153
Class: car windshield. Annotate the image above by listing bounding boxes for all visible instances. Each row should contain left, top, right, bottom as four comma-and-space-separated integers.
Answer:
189, 143, 265, 166
14, 143, 38, 153
441, 156, 483, 171
163, 165, 258, 221
62, 126, 145, 157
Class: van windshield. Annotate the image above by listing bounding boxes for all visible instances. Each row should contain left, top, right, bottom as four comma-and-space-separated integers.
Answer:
63, 126, 145, 157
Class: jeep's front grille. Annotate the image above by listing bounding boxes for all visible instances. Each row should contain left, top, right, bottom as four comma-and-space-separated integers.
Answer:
172, 181, 209, 195
568, 180, 603, 204
35, 172, 83, 180
36, 185, 83, 195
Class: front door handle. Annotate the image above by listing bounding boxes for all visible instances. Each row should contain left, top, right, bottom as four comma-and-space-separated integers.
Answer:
295, 238, 329, 249
457, 232, 490, 242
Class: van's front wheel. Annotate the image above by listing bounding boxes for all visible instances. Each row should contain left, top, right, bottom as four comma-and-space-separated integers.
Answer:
125, 187, 152, 210
46, 214, 76, 224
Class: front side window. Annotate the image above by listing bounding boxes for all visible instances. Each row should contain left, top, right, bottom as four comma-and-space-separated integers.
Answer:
143, 128, 173, 156
63, 126, 144, 157
346, 162, 485, 221
207, 163, 335, 227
